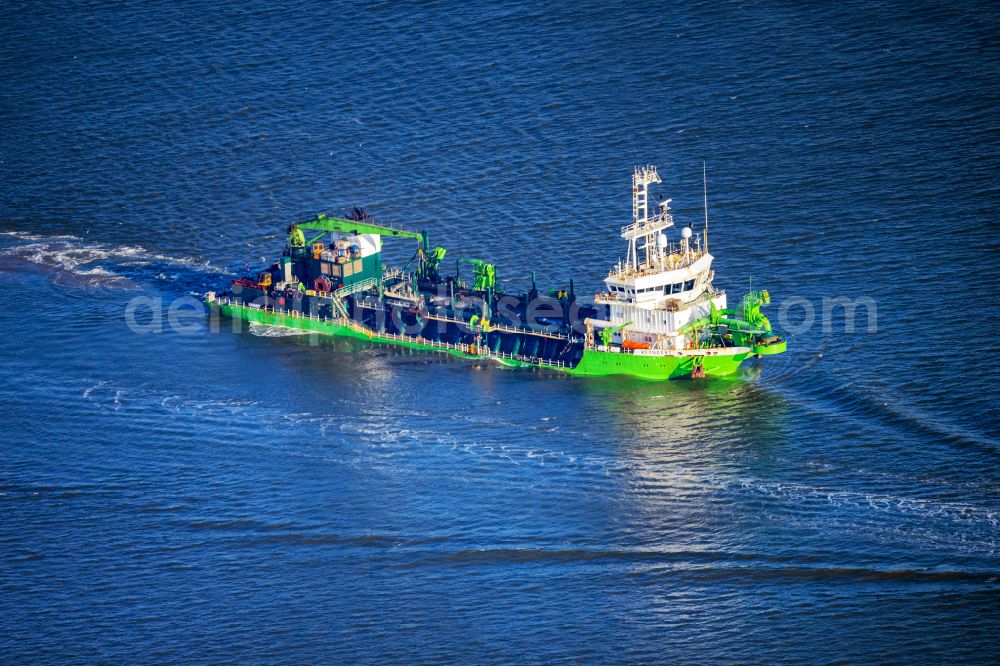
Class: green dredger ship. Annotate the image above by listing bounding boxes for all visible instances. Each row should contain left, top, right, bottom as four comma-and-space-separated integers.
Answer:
206, 166, 786, 379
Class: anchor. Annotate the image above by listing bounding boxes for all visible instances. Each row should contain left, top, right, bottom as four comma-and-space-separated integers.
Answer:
691, 356, 706, 379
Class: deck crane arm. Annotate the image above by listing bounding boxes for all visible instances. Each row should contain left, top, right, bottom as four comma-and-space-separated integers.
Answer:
292, 213, 428, 250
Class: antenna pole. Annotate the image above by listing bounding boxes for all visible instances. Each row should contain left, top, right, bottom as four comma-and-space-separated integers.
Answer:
702, 161, 709, 254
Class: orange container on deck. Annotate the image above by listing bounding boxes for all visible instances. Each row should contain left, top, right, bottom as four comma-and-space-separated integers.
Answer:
621, 340, 651, 351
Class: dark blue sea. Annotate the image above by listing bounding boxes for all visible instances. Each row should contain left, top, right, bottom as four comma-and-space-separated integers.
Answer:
2, 1, 998, 663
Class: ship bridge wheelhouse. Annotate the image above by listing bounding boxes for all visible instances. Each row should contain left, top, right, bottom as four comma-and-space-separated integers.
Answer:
594, 166, 728, 346
605, 253, 715, 304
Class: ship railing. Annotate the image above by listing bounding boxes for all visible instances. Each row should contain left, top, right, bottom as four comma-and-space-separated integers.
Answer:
378, 269, 411, 288
350, 301, 572, 341
411, 311, 571, 341
485, 321, 570, 340
607, 248, 705, 279
368, 331, 566, 367
217, 298, 354, 324
383, 289, 422, 304
333, 275, 381, 299
619, 210, 674, 239
214, 297, 338, 322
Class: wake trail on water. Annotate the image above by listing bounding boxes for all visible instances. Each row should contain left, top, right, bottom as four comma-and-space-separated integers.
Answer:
64, 375, 1000, 557
775, 345, 999, 454
0, 230, 231, 293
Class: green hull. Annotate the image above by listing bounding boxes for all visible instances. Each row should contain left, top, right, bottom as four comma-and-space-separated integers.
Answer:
567, 348, 752, 380
210, 301, 759, 380
214, 301, 371, 342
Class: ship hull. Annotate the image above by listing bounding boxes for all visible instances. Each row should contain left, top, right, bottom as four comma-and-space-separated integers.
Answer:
567, 348, 751, 379
210, 301, 548, 368
210, 301, 755, 380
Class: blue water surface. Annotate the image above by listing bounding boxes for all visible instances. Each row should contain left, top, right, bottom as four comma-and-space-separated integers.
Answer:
1, 1, 998, 663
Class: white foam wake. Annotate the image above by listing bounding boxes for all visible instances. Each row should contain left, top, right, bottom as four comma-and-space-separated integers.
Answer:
0, 231, 229, 286
248, 322, 312, 337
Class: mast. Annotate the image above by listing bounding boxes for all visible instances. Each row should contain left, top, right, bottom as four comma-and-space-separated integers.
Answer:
702, 161, 709, 254
624, 165, 669, 271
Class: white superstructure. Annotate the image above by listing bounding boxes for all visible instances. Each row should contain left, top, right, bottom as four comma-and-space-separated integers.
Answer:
333, 232, 381, 258
597, 165, 725, 350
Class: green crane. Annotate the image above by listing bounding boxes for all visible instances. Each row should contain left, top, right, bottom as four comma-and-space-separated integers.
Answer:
459, 258, 496, 292
290, 213, 428, 250
420, 246, 447, 282
599, 321, 631, 347
679, 292, 774, 346
740, 290, 772, 332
